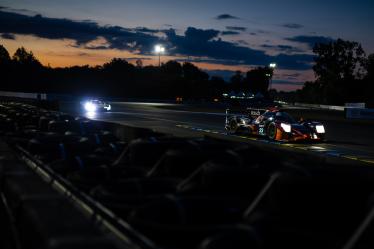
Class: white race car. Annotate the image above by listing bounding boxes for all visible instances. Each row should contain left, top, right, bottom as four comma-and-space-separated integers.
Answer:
82, 99, 111, 112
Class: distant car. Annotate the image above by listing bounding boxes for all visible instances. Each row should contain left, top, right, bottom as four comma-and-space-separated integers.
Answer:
81, 99, 111, 112
225, 108, 325, 142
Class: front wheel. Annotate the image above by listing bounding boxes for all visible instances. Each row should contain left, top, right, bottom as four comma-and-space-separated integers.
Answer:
228, 120, 238, 134
267, 123, 277, 140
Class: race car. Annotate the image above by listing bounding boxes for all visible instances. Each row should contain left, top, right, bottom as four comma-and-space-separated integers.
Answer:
81, 99, 111, 112
225, 108, 326, 142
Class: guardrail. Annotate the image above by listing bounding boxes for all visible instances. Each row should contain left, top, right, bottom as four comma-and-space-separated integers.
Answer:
0, 90, 179, 103
0, 91, 47, 100
291, 102, 367, 112
293, 102, 345, 111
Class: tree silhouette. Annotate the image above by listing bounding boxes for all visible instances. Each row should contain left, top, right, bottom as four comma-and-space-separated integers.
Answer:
245, 67, 271, 94
0, 45, 12, 91
13, 47, 42, 67
313, 39, 366, 82
163, 60, 183, 76
103, 58, 135, 73
135, 59, 143, 68
209, 76, 226, 97
227, 68, 271, 95
182, 62, 208, 81
230, 71, 243, 92
0, 45, 11, 63
363, 54, 374, 106
366, 54, 374, 80
312, 39, 366, 104
10, 47, 45, 92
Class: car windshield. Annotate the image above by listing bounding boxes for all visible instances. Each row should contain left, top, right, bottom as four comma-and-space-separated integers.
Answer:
275, 112, 296, 123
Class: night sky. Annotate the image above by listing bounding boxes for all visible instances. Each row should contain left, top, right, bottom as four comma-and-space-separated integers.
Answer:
1, 0, 373, 91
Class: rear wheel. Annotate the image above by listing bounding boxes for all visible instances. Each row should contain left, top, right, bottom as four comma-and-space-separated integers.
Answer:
267, 123, 277, 140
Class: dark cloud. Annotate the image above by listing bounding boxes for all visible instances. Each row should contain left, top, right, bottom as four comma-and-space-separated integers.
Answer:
221, 31, 240, 36
1, 33, 15, 39
215, 14, 239, 20
286, 35, 334, 48
134, 27, 159, 33
0, 9, 314, 70
226, 26, 247, 32
250, 32, 257, 36
282, 23, 304, 29
1, 6, 39, 16
274, 53, 314, 70
167, 27, 314, 70
261, 44, 305, 53
0, 9, 160, 52
185, 27, 220, 41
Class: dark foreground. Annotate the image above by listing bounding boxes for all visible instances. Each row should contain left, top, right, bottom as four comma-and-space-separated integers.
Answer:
1, 101, 374, 249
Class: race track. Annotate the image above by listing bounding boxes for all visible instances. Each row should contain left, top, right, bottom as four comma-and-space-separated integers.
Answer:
60, 102, 374, 165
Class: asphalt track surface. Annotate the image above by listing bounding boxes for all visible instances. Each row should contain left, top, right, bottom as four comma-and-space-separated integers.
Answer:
61, 102, 374, 165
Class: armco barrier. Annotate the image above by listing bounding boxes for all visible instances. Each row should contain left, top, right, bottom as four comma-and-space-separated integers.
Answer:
346, 108, 374, 120
294, 102, 345, 111
0, 91, 47, 100
291, 102, 367, 112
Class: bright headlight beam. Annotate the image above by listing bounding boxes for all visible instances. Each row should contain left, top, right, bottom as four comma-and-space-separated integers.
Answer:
316, 125, 325, 133
280, 123, 291, 133
84, 102, 97, 112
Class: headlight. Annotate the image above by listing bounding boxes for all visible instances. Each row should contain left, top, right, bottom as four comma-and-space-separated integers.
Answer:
84, 102, 97, 112
280, 123, 291, 133
316, 125, 325, 133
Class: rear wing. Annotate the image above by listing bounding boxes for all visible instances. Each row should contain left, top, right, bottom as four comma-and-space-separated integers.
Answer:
246, 108, 267, 119
225, 108, 268, 119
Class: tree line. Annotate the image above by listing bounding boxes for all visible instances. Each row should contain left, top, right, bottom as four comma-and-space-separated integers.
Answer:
0, 45, 219, 99
295, 39, 374, 106
0, 45, 271, 100
1, 40, 373, 106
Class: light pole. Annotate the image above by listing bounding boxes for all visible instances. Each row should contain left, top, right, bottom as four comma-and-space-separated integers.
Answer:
155, 44, 165, 67
268, 63, 277, 90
